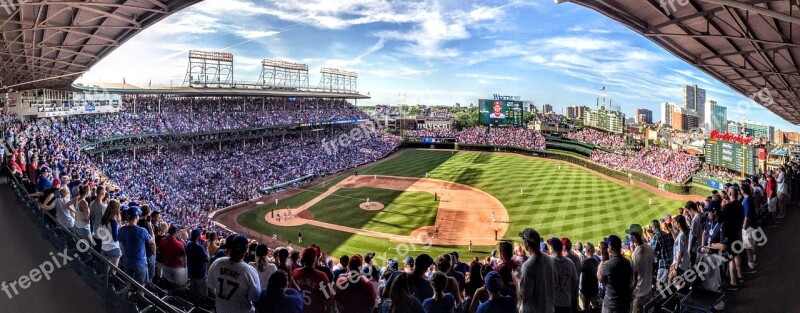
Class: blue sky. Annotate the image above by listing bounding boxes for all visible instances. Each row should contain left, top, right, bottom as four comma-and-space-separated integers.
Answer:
77, 0, 798, 131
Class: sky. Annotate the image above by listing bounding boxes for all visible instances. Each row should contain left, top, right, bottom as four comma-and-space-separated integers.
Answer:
76, 0, 799, 131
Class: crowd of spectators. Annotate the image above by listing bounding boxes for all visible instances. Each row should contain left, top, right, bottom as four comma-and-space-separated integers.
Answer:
456, 127, 546, 151
404, 129, 458, 138
565, 128, 627, 153
536, 112, 562, 124
590, 147, 700, 183
76, 97, 368, 141
372, 105, 401, 117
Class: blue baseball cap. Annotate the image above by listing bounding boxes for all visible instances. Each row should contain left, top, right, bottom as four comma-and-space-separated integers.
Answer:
605, 235, 622, 251
125, 206, 142, 218
484, 271, 503, 293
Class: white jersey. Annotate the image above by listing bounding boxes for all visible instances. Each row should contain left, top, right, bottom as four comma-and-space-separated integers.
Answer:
208, 257, 261, 313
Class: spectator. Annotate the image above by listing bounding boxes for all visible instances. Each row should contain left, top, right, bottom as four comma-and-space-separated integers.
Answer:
90, 186, 108, 250
627, 225, 653, 313
649, 219, 674, 288
292, 246, 331, 313
597, 235, 632, 313
160, 225, 188, 288
516, 228, 555, 313
422, 272, 457, 313
137, 204, 157, 282
186, 228, 210, 303
335, 254, 377, 313
256, 270, 305, 313
669, 215, 690, 293
99, 200, 122, 266
382, 272, 424, 313
208, 235, 261, 313
332, 255, 349, 279
250, 244, 277, 290
118, 207, 155, 284
548, 237, 578, 313
476, 271, 516, 313
579, 242, 600, 311
722, 186, 744, 290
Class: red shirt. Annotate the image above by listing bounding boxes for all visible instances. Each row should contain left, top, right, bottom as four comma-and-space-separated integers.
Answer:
293, 267, 331, 313
158, 236, 186, 268
767, 177, 777, 199
334, 274, 376, 313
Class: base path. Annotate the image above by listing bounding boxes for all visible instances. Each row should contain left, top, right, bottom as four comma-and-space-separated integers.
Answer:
265, 175, 509, 246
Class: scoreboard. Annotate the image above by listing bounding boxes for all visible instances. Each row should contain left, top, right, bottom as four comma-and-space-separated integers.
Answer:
704, 139, 758, 175
478, 99, 524, 126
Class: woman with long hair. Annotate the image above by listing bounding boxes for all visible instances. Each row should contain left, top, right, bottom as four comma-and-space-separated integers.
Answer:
670, 214, 691, 290
99, 200, 122, 266
255, 270, 304, 313
382, 272, 424, 313
249, 244, 277, 289
423, 272, 456, 313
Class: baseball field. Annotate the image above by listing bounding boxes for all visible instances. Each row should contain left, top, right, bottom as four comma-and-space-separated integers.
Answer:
232, 149, 694, 260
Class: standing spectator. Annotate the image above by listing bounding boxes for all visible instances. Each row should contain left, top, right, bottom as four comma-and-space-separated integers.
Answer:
451, 252, 469, 276
206, 232, 220, 256
423, 272, 457, 313
90, 186, 108, 251
250, 244, 277, 289
39, 187, 75, 229
99, 200, 122, 266
382, 272, 424, 313
597, 235, 632, 313
649, 219, 673, 288
332, 255, 349, 279
137, 205, 157, 282
72, 185, 92, 241
208, 235, 261, 313
548, 238, 578, 313
493, 241, 519, 296
476, 271, 516, 313
627, 225, 653, 313
723, 186, 744, 290
669, 215, 690, 293
293, 246, 331, 313
776, 167, 787, 218
335, 254, 377, 313
186, 228, 209, 303
256, 270, 305, 313
579, 242, 600, 312
118, 207, 155, 285
561, 237, 581, 312
741, 184, 759, 273
516, 228, 555, 313
160, 225, 188, 288
686, 201, 704, 264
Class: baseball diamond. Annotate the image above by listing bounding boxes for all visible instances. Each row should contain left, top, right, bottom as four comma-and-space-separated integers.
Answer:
224, 149, 696, 259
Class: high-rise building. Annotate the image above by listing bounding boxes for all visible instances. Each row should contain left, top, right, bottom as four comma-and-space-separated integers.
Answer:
583, 105, 624, 133
683, 84, 706, 123
728, 121, 740, 134
661, 102, 676, 125
728, 120, 775, 142
705, 100, 727, 132
542, 104, 553, 114
635, 108, 653, 124
670, 106, 699, 131
564, 105, 588, 120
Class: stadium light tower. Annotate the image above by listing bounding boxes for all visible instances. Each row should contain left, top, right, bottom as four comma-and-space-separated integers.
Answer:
317, 67, 358, 93
257, 59, 309, 90
183, 50, 234, 88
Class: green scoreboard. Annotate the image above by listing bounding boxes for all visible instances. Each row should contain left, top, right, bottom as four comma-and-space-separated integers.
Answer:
478, 99, 524, 126
704, 139, 758, 175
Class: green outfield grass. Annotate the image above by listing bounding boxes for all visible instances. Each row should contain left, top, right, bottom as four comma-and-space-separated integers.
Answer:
237, 149, 686, 260
307, 187, 438, 236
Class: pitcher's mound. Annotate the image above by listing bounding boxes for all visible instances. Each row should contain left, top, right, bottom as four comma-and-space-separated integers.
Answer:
360, 202, 385, 211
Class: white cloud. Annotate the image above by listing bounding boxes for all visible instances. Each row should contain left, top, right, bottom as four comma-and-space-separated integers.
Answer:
236, 29, 280, 39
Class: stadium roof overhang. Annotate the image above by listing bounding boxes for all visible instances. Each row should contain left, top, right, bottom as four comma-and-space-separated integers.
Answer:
0, 0, 201, 92
559, 0, 800, 125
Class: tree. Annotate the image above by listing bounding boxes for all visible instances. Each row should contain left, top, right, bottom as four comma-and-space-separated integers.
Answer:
453, 107, 479, 129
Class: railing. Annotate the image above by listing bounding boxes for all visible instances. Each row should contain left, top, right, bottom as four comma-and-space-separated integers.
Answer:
3, 166, 198, 313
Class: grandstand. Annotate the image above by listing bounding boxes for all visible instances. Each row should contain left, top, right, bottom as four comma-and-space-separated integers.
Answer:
2, 1, 799, 313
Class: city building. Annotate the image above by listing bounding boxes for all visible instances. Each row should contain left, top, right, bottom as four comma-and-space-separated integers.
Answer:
525, 102, 537, 113
542, 104, 553, 114
683, 84, 706, 123
705, 100, 727, 132
784, 131, 800, 144
635, 108, 653, 124
564, 105, 589, 120
661, 102, 676, 126
583, 105, 624, 133
728, 120, 775, 142
671, 106, 699, 131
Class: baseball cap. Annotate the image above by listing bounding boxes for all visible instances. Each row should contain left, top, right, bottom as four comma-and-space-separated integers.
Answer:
125, 206, 142, 219
190, 228, 202, 241
52, 178, 61, 186
388, 259, 399, 270
548, 237, 563, 252
348, 254, 363, 271
415, 254, 434, 269
301, 246, 318, 263
364, 252, 376, 263
605, 235, 622, 251
230, 235, 249, 254
404, 256, 414, 266
703, 205, 716, 213
519, 228, 541, 243
484, 271, 503, 293
625, 224, 644, 236
560, 237, 572, 249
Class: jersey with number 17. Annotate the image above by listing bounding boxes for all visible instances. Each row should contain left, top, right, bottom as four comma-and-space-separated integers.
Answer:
208, 257, 262, 313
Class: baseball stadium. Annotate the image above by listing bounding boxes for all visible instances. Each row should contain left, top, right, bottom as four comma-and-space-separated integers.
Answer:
2, 1, 800, 313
